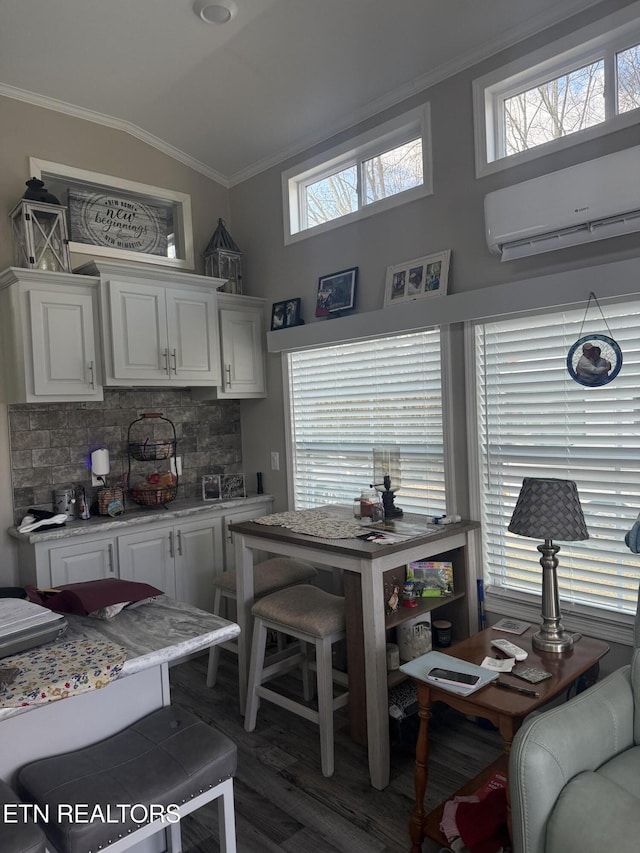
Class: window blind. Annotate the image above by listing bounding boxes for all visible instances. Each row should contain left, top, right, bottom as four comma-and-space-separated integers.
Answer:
287, 331, 445, 514
475, 300, 640, 616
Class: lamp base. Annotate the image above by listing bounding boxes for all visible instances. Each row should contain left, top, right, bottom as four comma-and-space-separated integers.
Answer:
532, 628, 574, 654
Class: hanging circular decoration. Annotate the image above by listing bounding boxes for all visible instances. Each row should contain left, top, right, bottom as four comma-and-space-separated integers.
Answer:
567, 292, 623, 387
567, 334, 622, 387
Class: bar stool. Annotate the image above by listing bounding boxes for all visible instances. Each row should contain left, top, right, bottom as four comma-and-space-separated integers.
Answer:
244, 584, 349, 777
206, 557, 317, 687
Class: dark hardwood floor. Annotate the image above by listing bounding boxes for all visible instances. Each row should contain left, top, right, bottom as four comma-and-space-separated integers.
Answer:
170, 652, 503, 853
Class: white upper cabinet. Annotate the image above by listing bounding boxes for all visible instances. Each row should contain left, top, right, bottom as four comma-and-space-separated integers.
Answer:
217, 295, 266, 398
0, 267, 103, 403
80, 260, 223, 387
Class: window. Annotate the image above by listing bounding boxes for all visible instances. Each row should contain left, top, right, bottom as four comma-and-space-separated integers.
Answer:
472, 299, 640, 622
473, 5, 640, 176
286, 331, 445, 513
282, 106, 431, 244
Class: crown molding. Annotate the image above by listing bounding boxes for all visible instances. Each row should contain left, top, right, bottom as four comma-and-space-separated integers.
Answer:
0, 83, 230, 188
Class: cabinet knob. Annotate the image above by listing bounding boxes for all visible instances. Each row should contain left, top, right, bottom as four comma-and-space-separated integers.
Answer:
172, 348, 177, 374
88, 360, 95, 390
225, 364, 232, 388
162, 348, 169, 375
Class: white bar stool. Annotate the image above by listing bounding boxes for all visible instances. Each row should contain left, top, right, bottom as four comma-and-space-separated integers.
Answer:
244, 584, 349, 777
206, 557, 318, 687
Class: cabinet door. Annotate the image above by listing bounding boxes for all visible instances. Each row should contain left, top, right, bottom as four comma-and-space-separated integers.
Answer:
174, 517, 224, 610
29, 289, 101, 398
109, 280, 169, 382
218, 306, 265, 397
50, 538, 116, 587
117, 528, 176, 597
166, 288, 220, 384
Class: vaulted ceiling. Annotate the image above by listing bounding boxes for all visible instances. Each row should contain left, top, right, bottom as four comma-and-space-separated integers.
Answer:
0, 0, 603, 185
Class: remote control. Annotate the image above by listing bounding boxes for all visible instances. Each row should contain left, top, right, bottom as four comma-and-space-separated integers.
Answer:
491, 638, 528, 661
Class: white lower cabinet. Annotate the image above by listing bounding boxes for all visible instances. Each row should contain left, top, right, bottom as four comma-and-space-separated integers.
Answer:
15, 498, 273, 611
49, 536, 116, 586
117, 517, 225, 609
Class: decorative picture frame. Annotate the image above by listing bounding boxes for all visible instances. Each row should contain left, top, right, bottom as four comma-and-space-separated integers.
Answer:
220, 473, 246, 499
271, 298, 303, 330
566, 334, 623, 387
315, 267, 358, 317
384, 250, 451, 307
202, 474, 221, 501
29, 157, 194, 270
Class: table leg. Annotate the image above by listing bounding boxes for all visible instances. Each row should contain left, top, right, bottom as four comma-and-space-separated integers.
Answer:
234, 535, 255, 715
409, 686, 432, 853
343, 571, 367, 745
497, 714, 522, 844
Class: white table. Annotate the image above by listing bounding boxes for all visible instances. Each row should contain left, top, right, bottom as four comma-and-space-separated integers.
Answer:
229, 507, 480, 790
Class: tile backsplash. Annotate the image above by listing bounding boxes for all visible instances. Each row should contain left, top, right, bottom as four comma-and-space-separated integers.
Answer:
8, 388, 242, 524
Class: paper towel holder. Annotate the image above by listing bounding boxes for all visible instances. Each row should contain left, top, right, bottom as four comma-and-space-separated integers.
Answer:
91, 448, 110, 486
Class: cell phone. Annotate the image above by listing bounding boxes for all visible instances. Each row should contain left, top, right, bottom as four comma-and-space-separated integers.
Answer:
426, 667, 480, 686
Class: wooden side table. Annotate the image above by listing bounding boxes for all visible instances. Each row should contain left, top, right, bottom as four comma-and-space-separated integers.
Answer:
407, 626, 609, 852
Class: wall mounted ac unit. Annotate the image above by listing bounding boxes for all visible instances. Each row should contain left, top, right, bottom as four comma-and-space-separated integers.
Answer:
485, 145, 640, 261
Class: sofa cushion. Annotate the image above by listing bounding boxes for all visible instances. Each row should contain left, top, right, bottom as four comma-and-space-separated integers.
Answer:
598, 744, 640, 799
546, 769, 640, 853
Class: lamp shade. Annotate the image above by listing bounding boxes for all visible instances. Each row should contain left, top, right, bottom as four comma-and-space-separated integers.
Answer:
508, 477, 589, 541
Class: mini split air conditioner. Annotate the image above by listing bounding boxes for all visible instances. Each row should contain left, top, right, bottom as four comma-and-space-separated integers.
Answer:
485, 145, 640, 261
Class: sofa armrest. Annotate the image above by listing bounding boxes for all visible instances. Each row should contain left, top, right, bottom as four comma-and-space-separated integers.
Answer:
510, 664, 634, 853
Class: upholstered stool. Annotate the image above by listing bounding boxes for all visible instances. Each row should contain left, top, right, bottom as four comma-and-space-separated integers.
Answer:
206, 557, 318, 687
17, 705, 237, 853
244, 584, 348, 777
0, 779, 46, 853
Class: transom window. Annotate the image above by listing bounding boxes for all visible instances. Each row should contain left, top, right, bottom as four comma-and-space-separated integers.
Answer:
282, 106, 432, 244
473, 5, 640, 176
286, 331, 445, 514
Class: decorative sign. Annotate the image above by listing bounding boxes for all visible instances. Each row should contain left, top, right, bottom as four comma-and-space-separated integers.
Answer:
68, 189, 168, 256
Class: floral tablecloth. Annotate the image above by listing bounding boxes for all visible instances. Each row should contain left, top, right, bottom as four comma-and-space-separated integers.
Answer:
0, 639, 126, 709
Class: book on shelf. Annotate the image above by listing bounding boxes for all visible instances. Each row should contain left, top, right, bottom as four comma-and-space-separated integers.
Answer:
399, 650, 499, 696
409, 560, 454, 596
491, 617, 530, 635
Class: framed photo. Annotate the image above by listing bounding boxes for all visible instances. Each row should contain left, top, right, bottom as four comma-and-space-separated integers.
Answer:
202, 474, 221, 501
29, 157, 194, 270
271, 297, 303, 330
315, 267, 358, 317
220, 473, 246, 499
384, 250, 450, 307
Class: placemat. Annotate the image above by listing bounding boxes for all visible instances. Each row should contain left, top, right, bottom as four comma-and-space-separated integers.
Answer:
255, 508, 362, 539
0, 639, 126, 709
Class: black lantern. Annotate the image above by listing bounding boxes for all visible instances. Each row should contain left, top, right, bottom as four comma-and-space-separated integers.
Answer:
10, 178, 71, 272
204, 218, 243, 294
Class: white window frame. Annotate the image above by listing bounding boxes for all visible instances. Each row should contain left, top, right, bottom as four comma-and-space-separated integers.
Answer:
282, 105, 432, 245
473, 2, 640, 178
282, 325, 458, 517
464, 307, 639, 648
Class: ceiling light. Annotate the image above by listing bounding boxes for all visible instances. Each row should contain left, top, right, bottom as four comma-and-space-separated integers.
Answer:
193, 1, 237, 24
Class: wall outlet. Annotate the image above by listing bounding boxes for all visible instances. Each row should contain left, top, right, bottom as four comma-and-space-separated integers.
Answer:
270, 451, 280, 471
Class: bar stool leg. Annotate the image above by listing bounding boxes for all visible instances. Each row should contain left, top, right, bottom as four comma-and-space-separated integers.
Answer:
245, 617, 268, 730
316, 635, 335, 777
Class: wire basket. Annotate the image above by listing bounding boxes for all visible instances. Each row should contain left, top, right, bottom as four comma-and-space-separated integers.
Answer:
127, 438, 176, 461
130, 483, 178, 507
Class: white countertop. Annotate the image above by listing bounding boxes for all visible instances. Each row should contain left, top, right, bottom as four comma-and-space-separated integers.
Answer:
0, 595, 239, 721
9, 494, 274, 543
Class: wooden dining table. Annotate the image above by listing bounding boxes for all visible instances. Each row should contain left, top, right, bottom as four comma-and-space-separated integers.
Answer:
228, 505, 480, 790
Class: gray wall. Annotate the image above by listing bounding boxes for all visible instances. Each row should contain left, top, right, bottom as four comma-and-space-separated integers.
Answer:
231, 0, 640, 514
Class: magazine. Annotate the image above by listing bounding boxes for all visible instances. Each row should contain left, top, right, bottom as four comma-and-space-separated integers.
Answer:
357, 520, 437, 544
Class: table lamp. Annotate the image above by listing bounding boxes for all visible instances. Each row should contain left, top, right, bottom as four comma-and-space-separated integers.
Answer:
508, 477, 588, 653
